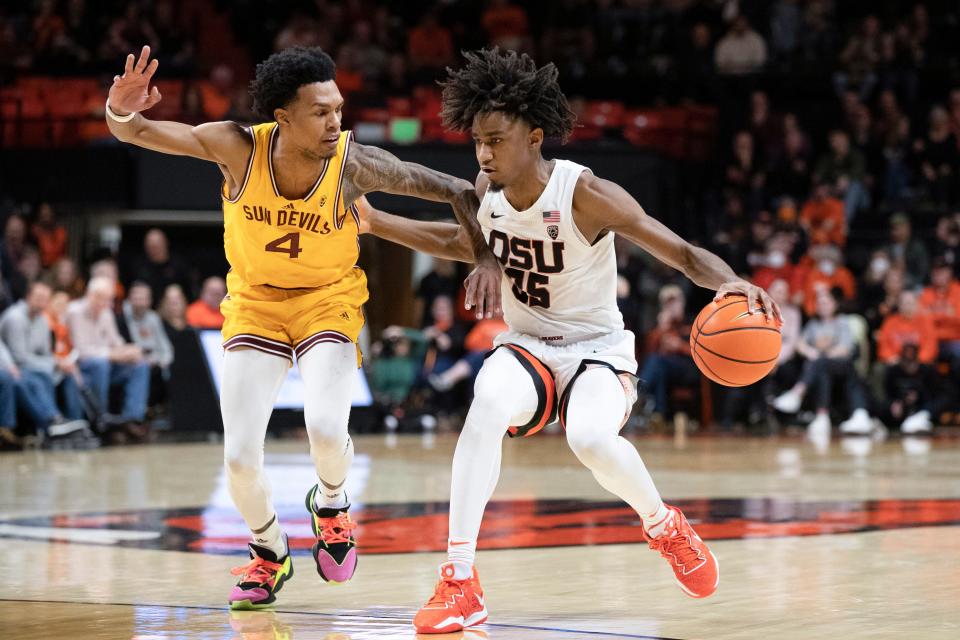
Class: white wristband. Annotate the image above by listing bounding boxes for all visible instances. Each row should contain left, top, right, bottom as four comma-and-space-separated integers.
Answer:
105, 99, 136, 122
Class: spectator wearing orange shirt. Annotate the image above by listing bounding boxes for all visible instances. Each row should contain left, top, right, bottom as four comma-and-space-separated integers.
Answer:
198, 65, 233, 121
877, 290, 938, 364
919, 256, 960, 365
407, 11, 454, 74
800, 244, 857, 315
481, 0, 530, 50
45, 291, 75, 362
800, 184, 847, 246
186, 276, 226, 329
31, 202, 68, 268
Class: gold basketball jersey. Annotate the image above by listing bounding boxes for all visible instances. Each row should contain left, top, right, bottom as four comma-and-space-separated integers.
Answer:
222, 123, 361, 288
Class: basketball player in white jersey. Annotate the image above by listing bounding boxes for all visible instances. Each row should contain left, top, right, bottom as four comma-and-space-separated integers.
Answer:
357, 49, 780, 633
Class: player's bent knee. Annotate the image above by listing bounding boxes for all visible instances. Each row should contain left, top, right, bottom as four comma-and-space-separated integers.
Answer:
305, 416, 349, 455
565, 422, 613, 468
224, 451, 262, 483
473, 352, 530, 404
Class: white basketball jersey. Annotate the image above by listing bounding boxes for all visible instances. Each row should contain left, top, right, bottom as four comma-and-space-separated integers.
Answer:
478, 159, 624, 344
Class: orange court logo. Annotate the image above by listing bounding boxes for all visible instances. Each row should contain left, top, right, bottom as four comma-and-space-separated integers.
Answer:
0, 497, 957, 555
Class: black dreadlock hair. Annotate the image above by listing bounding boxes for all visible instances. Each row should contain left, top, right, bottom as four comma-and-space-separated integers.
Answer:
250, 47, 336, 121
440, 48, 577, 143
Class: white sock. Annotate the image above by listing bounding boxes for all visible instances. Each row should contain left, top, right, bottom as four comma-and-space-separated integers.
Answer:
315, 480, 349, 510
446, 537, 476, 580
252, 513, 287, 558
641, 503, 673, 538
314, 438, 353, 510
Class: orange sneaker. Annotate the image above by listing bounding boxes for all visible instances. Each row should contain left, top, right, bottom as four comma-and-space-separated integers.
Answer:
644, 504, 719, 598
413, 562, 488, 634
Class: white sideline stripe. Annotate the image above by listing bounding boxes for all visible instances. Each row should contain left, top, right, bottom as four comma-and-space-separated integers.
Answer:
0, 524, 160, 544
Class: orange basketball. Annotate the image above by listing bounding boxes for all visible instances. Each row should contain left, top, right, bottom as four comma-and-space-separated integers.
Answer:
689, 295, 782, 387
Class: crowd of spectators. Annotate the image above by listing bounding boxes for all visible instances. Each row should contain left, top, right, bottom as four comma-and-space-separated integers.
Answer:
622, 73, 960, 435
1, 0, 196, 77
0, 199, 227, 449
3, 2, 959, 136
3, 1, 960, 439
362, 3, 960, 437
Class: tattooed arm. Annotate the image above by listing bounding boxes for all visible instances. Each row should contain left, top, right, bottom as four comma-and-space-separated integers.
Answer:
343, 143, 501, 318
353, 196, 473, 262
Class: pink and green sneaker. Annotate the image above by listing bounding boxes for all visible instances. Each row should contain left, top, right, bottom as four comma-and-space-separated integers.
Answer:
305, 484, 358, 583
228, 534, 293, 610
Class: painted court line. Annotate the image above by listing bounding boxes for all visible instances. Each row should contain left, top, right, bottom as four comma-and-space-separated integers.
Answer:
0, 598, 683, 639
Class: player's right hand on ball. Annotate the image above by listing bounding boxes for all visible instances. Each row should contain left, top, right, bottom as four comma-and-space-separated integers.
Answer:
108, 45, 161, 116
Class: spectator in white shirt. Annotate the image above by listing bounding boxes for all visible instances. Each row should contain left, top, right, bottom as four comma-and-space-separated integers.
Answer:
715, 16, 768, 75
67, 276, 150, 425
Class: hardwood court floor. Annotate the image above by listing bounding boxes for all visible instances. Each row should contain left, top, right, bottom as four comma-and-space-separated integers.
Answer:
1, 432, 958, 639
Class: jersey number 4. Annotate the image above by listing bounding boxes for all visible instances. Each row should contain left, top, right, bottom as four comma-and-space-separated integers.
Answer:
505, 267, 550, 308
264, 232, 303, 259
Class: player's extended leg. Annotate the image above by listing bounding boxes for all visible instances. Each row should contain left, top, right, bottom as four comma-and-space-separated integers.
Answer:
414, 348, 539, 634
564, 366, 719, 598
221, 348, 293, 610
297, 341, 360, 584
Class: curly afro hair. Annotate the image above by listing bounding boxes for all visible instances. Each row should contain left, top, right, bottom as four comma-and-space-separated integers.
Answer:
250, 47, 336, 121
440, 48, 576, 143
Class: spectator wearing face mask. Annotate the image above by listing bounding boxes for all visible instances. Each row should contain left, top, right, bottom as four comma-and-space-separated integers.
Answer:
799, 244, 857, 315
751, 235, 801, 293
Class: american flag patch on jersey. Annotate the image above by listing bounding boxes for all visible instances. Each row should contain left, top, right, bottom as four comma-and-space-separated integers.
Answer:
542, 210, 561, 223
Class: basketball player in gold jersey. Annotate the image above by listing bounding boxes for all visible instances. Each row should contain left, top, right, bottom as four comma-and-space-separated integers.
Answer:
106, 45, 501, 609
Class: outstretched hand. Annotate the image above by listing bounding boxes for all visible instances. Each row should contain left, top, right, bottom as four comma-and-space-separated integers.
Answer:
108, 45, 161, 116
464, 256, 502, 320
714, 280, 781, 323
